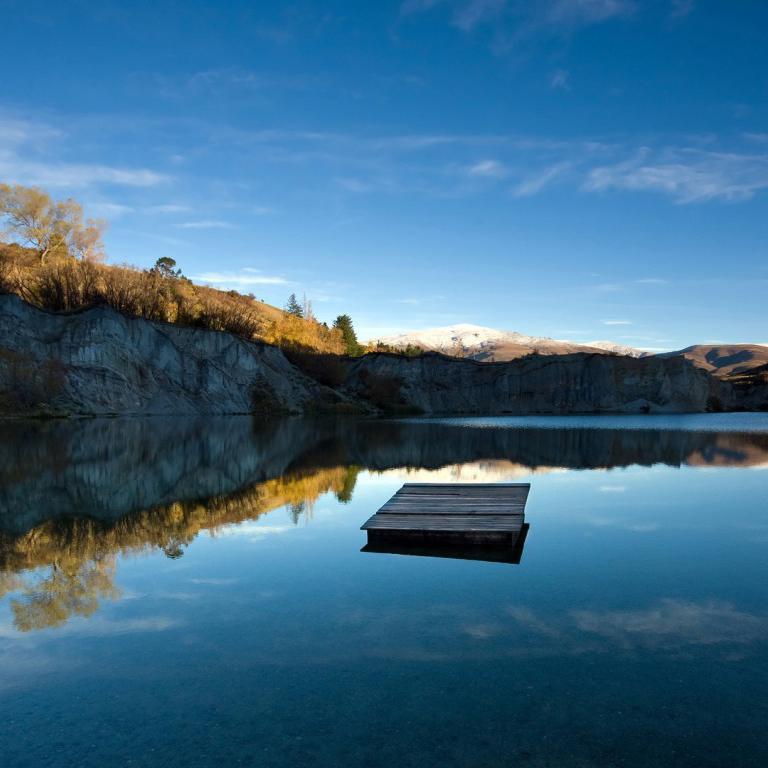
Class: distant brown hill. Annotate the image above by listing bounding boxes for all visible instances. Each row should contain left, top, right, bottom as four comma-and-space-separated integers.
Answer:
661, 345, 768, 378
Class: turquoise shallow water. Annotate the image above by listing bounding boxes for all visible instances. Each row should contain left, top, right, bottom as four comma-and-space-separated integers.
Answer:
1, 415, 767, 767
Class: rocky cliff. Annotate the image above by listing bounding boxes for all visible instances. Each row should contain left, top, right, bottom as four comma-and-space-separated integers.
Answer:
342, 350, 723, 414
0, 293, 343, 416
0, 294, 742, 416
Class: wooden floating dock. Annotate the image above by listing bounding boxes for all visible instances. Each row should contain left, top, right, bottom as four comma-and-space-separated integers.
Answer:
361, 483, 530, 561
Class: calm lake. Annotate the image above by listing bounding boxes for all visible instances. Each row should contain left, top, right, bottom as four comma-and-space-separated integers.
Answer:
1, 414, 767, 767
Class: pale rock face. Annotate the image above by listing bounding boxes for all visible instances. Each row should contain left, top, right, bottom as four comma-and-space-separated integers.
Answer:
0, 294, 336, 415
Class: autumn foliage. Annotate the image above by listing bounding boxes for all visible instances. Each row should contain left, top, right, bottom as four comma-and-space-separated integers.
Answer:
0, 465, 359, 631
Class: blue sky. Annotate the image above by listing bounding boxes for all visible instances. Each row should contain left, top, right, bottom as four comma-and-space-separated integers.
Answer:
2, 0, 767, 349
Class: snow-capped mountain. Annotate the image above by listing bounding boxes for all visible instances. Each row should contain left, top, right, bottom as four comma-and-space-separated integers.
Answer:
375, 324, 508, 352
584, 340, 648, 357
370, 323, 645, 361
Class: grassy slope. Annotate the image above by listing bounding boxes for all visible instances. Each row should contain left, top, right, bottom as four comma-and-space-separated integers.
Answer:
661, 344, 768, 378
0, 244, 344, 355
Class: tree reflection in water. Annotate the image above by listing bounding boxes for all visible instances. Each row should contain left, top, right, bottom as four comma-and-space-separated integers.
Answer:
0, 465, 359, 630
9, 555, 119, 632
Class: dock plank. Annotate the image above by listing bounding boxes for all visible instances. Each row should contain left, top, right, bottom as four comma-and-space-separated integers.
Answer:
363, 516, 524, 531
395, 489, 529, 495
378, 506, 525, 515
361, 482, 530, 541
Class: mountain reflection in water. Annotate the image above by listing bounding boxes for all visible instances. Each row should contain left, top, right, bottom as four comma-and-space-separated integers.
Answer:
1, 415, 767, 631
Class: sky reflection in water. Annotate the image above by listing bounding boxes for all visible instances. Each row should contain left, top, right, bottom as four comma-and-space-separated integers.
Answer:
1, 415, 767, 767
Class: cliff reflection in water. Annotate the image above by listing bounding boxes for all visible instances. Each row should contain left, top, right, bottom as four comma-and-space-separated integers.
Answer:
2, 416, 767, 631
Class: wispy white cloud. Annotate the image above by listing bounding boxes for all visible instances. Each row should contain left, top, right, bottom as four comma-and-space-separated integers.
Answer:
192, 269, 288, 287
82, 202, 192, 223
602, 319, 632, 325
178, 220, 235, 229
467, 159, 508, 178
393, 295, 445, 306
585, 147, 768, 203
635, 277, 669, 285
229, 128, 768, 205
86, 202, 135, 218
85, 202, 192, 221
0, 115, 63, 148
0, 157, 168, 188
194, 121, 768, 206
513, 161, 571, 197
146, 203, 191, 214
0, 112, 168, 191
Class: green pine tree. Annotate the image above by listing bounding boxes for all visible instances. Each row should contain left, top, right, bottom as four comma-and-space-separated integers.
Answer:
151, 257, 182, 279
333, 314, 361, 356
285, 293, 304, 317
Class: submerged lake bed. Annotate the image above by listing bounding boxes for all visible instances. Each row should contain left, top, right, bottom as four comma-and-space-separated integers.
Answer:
1, 414, 767, 767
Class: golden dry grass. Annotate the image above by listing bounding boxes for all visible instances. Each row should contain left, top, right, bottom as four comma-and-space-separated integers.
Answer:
0, 244, 345, 354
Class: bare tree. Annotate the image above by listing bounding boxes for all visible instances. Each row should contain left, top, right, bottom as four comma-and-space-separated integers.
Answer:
302, 292, 315, 321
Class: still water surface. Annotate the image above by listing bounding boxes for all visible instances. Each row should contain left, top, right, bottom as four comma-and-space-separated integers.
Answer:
1, 415, 767, 767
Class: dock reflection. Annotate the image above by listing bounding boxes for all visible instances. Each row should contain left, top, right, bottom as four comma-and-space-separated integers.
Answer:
363, 523, 530, 564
